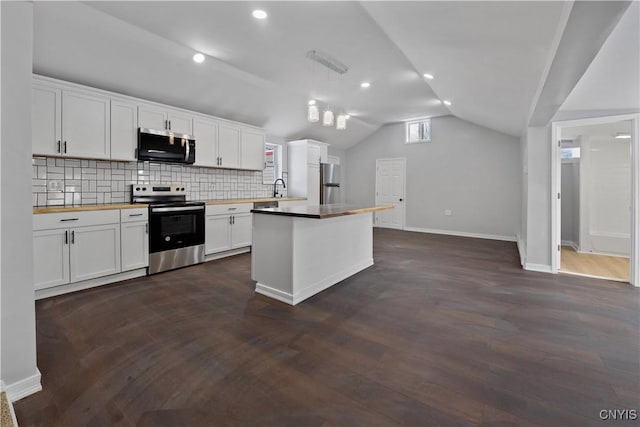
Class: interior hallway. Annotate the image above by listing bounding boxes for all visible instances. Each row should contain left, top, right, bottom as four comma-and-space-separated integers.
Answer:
560, 246, 630, 282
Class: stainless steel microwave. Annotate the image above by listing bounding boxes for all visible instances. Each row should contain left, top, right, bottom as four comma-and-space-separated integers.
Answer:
137, 128, 196, 164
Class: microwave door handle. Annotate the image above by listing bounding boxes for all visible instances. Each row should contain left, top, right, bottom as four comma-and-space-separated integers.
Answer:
185, 140, 190, 162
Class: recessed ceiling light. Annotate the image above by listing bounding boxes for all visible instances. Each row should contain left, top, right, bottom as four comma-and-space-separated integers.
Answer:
423, 73, 434, 80
443, 100, 452, 106
360, 82, 371, 88
193, 53, 205, 63
252, 10, 267, 19
615, 133, 631, 139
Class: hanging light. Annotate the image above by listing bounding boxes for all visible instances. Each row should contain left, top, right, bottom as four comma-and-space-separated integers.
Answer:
322, 108, 334, 126
308, 100, 319, 122
336, 114, 347, 130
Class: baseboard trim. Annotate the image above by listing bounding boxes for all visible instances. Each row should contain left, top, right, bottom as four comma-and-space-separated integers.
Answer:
576, 249, 630, 258
256, 258, 374, 306
559, 269, 629, 283
4, 369, 42, 402
204, 246, 250, 262
524, 263, 553, 273
561, 240, 579, 251
35, 268, 147, 300
516, 234, 526, 267
404, 227, 516, 242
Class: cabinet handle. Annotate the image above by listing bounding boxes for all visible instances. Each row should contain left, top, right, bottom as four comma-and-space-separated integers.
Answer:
164, 119, 168, 129
64, 230, 68, 245
220, 157, 223, 165
145, 223, 149, 234
60, 218, 79, 222
71, 230, 75, 244
57, 140, 61, 153
229, 216, 232, 225
232, 216, 235, 225
129, 213, 143, 217
168, 120, 171, 130
64, 141, 67, 154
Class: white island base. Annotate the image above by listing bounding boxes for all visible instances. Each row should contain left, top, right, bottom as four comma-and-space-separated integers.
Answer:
251, 211, 375, 305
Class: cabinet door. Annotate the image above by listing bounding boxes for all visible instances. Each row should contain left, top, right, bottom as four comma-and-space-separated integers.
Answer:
32, 84, 62, 156
193, 118, 219, 167
231, 213, 252, 249
62, 90, 111, 159
121, 221, 149, 272
167, 110, 193, 135
307, 165, 320, 205
307, 144, 321, 166
33, 229, 70, 290
138, 104, 167, 130
70, 224, 121, 283
205, 215, 232, 254
218, 124, 241, 168
110, 99, 138, 161
241, 129, 265, 170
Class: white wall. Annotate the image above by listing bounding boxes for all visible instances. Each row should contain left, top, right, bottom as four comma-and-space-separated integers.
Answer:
345, 116, 520, 239
1, 1, 40, 401
561, 160, 580, 246
523, 124, 552, 269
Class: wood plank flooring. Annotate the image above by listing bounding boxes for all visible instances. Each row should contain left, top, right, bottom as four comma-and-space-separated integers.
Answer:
14, 229, 640, 426
561, 246, 630, 282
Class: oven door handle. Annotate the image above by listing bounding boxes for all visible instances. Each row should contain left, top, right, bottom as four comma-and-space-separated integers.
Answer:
151, 206, 205, 213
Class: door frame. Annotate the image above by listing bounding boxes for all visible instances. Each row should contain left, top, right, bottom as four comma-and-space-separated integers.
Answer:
551, 113, 639, 286
375, 157, 407, 230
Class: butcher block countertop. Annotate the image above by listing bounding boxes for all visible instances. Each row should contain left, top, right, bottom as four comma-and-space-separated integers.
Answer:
33, 197, 307, 214
251, 203, 394, 219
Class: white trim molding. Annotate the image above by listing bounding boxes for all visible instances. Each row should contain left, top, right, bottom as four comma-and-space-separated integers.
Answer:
561, 240, 579, 251
517, 234, 526, 266
524, 263, 553, 273
405, 227, 516, 242
4, 369, 42, 402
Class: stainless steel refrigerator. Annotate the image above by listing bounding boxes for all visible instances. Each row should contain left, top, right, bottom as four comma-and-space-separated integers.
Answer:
320, 163, 341, 204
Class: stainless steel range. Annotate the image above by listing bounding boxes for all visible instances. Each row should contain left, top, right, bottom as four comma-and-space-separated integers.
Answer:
132, 184, 205, 274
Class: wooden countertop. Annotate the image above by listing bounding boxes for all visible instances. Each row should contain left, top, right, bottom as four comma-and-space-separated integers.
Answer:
33, 197, 307, 214
251, 203, 394, 219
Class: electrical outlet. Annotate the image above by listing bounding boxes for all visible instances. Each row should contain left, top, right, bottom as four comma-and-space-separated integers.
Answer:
48, 180, 63, 192
444, 209, 452, 216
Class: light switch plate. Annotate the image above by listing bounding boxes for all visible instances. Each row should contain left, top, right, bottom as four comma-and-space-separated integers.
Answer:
48, 180, 63, 192
444, 209, 452, 216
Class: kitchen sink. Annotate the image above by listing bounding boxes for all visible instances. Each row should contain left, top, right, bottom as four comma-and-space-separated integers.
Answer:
253, 201, 279, 209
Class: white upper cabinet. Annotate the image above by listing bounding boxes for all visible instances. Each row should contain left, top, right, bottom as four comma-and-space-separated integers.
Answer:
32, 75, 266, 167
218, 124, 241, 169
241, 128, 265, 171
138, 103, 193, 135
110, 99, 138, 161
193, 117, 219, 167
32, 84, 62, 156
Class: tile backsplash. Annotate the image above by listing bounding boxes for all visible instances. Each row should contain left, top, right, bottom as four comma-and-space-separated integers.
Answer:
32, 157, 286, 206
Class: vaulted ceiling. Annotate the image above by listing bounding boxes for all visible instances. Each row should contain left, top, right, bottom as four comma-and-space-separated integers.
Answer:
30, 1, 626, 149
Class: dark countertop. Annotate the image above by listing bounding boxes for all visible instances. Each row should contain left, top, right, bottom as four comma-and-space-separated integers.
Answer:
251, 203, 394, 219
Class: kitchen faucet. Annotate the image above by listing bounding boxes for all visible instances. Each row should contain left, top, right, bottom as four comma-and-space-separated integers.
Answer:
273, 178, 286, 198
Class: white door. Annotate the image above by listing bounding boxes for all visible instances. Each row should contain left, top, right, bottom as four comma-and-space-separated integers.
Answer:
32, 84, 62, 156
218, 124, 241, 168
241, 129, 265, 170
375, 158, 406, 229
231, 213, 253, 248
62, 90, 111, 158
167, 110, 193, 135
110, 99, 138, 161
33, 228, 70, 290
193, 118, 219, 167
307, 144, 321, 166
138, 104, 167, 130
70, 224, 121, 283
307, 165, 320, 205
205, 215, 232, 254
121, 221, 149, 271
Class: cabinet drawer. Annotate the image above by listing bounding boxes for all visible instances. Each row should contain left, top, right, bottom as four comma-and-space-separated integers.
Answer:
206, 203, 253, 216
120, 208, 148, 223
34, 209, 120, 231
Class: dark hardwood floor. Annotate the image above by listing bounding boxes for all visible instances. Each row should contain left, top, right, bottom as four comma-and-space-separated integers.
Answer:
15, 229, 640, 426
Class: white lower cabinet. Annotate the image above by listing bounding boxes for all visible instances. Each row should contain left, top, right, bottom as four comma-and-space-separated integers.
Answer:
205, 203, 253, 255
121, 221, 149, 272
33, 210, 122, 290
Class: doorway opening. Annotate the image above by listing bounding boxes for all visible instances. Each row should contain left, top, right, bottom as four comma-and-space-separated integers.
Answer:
375, 158, 406, 229
552, 115, 639, 286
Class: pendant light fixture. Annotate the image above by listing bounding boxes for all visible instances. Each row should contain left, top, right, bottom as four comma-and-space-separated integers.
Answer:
308, 100, 319, 122
335, 74, 347, 130
322, 66, 334, 127
306, 50, 348, 130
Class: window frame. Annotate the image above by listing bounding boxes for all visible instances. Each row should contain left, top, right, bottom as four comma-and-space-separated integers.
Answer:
405, 118, 432, 144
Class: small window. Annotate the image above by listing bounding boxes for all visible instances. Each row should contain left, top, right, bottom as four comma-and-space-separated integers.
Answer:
406, 119, 431, 144
263, 143, 282, 184
560, 147, 580, 159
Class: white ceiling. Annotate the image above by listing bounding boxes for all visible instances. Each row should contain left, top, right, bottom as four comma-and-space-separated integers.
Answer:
33, 1, 571, 149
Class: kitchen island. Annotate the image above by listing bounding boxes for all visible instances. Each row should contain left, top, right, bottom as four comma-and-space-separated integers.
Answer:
251, 204, 393, 305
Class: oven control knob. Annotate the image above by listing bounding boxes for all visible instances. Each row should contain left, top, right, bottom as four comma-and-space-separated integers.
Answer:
176, 187, 180, 191
136, 187, 140, 191
142, 187, 147, 191
165, 236, 171, 242
181, 187, 185, 191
